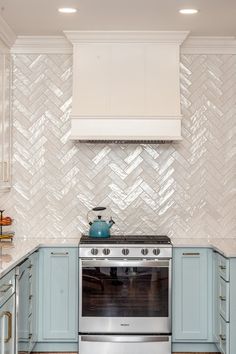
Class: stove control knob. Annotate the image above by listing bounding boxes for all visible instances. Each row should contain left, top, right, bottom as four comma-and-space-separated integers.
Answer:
122, 248, 129, 256
91, 248, 98, 256
103, 248, 110, 256
141, 248, 149, 256
153, 248, 160, 256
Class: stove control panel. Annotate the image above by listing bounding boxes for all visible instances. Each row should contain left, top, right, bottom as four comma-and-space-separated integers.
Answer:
80, 245, 172, 259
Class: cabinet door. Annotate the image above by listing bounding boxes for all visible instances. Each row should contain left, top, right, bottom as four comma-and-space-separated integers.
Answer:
0, 51, 11, 192
172, 248, 210, 341
18, 258, 31, 347
0, 294, 15, 354
38, 248, 78, 342
28, 251, 39, 352
213, 251, 220, 344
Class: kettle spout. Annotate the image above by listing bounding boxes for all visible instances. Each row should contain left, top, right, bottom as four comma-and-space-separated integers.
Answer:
108, 217, 115, 229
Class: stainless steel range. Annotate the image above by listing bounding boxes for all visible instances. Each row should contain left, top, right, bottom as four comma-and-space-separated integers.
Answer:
78, 235, 172, 354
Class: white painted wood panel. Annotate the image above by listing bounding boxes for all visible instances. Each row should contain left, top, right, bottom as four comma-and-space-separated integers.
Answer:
67, 31, 188, 140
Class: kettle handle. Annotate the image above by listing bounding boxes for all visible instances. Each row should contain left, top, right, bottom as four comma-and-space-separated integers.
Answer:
87, 207, 107, 225
87, 210, 93, 226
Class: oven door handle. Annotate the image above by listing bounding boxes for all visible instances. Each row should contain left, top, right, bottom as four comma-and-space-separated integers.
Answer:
81, 260, 170, 268
81, 335, 170, 343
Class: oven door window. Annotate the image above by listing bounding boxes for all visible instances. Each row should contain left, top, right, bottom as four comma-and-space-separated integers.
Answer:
82, 264, 169, 317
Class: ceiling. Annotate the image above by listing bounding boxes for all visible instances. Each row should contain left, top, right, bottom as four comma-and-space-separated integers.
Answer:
0, 0, 236, 37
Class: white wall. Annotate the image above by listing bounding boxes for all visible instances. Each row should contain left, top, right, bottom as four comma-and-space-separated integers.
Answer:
0, 53, 235, 239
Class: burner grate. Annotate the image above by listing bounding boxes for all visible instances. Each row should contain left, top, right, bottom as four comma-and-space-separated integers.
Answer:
79, 234, 171, 245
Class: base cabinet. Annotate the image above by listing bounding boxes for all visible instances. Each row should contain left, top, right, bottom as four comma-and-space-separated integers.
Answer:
37, 247, 78, 343
0, 270, 15, 354
214, 253, 236, 354
0, 294, 15, 354
17, 258, 31, 352
17, 251, 38, 354
172, 248, 213, 342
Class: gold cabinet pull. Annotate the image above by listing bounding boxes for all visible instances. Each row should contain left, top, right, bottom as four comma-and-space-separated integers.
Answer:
0, 311, 12, 343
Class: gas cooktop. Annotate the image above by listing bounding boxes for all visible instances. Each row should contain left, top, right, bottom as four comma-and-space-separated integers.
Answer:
80, 234, 171, 245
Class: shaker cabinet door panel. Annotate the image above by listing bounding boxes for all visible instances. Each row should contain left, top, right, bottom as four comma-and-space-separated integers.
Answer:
38, 248, 78, 342
172, 248, 211, 341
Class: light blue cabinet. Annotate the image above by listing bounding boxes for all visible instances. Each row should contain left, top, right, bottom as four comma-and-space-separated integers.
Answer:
29, 251, 39, 352
17, 251, 38, 353
0, 269, 15, 354
214, 252, 236, 354
38, 248, 78, 343
172, 248, 213, 342
17, 258, 31, 350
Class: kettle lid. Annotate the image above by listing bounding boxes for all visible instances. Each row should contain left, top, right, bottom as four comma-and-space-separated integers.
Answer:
92, 207, 106, 212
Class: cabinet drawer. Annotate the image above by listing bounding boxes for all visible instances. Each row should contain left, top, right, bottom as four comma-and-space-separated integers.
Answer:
218, 316, 230, 354
218, 254, 230, 281
218, 277, 230, 322
0, 270, 15, 306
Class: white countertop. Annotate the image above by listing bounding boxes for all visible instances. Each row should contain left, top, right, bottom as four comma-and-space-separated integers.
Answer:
1, 236, 236, 278
171, 238, 236, 257
0, 237, 80, 278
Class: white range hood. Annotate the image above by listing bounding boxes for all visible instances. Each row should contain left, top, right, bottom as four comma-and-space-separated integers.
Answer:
64, 31, 189, 142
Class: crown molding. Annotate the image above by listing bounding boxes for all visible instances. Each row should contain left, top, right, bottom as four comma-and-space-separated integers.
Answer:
0, 15, 16, 48
11, 36, 72, 54
64, 30, 190, 44
9, 35, 236, 55
181, 36, 236, 54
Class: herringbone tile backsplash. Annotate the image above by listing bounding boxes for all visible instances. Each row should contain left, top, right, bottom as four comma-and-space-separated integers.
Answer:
0, 53, 235, 239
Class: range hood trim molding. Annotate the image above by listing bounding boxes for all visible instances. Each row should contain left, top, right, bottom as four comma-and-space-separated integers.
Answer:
64, 30, 189, 44
70, 117, 182, 141
70, 115, 183, 120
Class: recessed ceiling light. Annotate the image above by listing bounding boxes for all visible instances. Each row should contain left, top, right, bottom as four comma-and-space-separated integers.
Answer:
179, 8, 198, 14
58, 7, 77, 14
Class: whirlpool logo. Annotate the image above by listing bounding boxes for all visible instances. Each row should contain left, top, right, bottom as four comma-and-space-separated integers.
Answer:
120, 323, 130, 327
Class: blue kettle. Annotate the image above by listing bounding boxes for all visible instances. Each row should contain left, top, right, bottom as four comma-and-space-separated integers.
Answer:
87, 207, 115, 238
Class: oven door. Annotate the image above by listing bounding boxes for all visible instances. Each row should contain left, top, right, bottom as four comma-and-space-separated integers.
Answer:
79, 259, 171, 333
